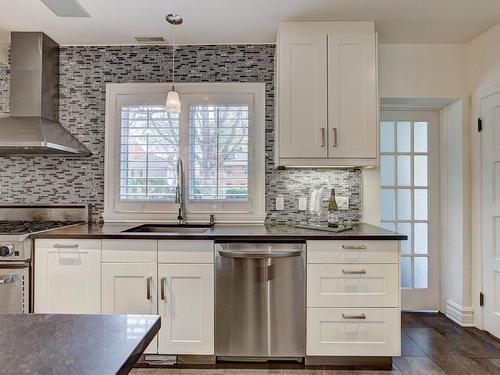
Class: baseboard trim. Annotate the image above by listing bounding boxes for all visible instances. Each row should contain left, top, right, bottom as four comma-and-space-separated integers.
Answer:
446, 299, 474, 327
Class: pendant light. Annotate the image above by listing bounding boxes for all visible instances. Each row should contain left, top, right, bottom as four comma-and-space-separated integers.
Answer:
166, 13, 183, 113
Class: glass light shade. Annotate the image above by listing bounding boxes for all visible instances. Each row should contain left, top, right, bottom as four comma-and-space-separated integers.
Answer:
166, 90, 181, 113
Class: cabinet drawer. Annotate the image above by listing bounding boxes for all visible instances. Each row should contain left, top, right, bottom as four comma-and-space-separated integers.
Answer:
307, 241, 399, 264
307, 264, 399, 307
102, 240, 157, 263
158, 241, 213, 264
307, 307, 400, 356
36, 239, 101, 251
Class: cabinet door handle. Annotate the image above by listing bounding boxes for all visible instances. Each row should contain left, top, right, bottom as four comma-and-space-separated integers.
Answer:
342, 244, 366, 250
146, 277, 152, 300
332, 128, 338, 147
342, 269, 366, 275
342, 313, 366, 320
320, 127, 326, 147
160, 277, 166, 301
53, 244, 78, 249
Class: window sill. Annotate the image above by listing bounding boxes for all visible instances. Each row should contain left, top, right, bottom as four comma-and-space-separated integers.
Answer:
102, 211, 267, 224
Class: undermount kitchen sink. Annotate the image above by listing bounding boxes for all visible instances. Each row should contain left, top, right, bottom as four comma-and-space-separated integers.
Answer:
122, 224, 213, 234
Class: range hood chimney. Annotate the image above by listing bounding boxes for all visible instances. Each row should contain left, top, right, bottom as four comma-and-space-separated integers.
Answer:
0, 32, 90, 156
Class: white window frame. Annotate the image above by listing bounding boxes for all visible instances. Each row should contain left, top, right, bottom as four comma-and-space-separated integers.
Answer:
104, 82, 266, 223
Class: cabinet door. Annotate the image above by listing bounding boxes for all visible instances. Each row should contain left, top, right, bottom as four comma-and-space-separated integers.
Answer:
279, 32, 328, 158
328, 32, 377, 159
35, 240, 101, 314
102, 263, 158, 353
158, 264, 214, 355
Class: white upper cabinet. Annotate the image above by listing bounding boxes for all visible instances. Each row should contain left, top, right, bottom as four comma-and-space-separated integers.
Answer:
278, 32, 328, 158
328, 32, 377, 159
276, 22, 378, 167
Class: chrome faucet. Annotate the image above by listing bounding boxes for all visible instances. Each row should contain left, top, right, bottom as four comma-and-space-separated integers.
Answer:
175, 158, 186, 224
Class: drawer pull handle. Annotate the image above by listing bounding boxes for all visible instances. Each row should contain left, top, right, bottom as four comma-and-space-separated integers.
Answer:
342, 313, 366, 320
146, 277, 152, 300
53, 244, 78, 249
342, 269, 366, 275
342, 245, 366, 250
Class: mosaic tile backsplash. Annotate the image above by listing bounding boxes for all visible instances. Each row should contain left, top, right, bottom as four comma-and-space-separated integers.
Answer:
0, 45, 361, 223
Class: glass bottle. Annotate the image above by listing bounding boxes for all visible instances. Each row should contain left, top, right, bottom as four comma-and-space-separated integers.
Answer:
327, 188, 339, 228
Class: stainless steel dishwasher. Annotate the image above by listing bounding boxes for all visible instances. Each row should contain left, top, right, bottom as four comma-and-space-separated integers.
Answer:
215, 242, 305, 360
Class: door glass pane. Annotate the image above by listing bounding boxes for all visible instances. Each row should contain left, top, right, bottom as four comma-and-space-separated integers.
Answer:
401, 257, 412, 288
397, 222, 412, 254
397, 155, 411, 186
414, 189, 428, 220
397, 189, 411, 220
381, 114, 434, 297
380, 122, 395, 152
414, 223, 428, 254
414, 155, 428, 186
414, 122, 428, 152
397, 122, 411, 152
381, 222, 395, 232
414, 257, 428, 288
381, 155, 395, 186
381, 189, 395, 220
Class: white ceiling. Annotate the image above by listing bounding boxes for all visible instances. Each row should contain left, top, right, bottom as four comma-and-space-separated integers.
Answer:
1, 0, 500, 45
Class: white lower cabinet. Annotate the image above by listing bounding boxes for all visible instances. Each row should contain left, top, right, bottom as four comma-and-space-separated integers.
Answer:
34, 239, 101, 314
158, 263, 214, 355
101, 262, 158, 353
306, 308, 400, 356
306, 240, 401, 357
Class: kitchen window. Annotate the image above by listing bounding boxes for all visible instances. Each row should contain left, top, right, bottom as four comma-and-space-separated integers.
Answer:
104, 83, 265, 223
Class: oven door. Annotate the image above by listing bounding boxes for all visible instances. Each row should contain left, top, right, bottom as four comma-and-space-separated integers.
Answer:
0, 263, 29, 313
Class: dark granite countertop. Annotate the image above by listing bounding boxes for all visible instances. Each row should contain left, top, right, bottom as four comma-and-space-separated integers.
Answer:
0, 314, 160, 375
32, 223, 406, 241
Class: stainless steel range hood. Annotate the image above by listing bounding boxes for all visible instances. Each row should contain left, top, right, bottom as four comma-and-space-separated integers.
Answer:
0, 32, 90, 156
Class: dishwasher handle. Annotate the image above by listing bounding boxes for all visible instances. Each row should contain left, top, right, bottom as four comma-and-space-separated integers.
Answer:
218, 250, 302, 259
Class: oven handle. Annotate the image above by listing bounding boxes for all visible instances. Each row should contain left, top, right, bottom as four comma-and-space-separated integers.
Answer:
218, 250, 302, 259
0, 274, 19, 285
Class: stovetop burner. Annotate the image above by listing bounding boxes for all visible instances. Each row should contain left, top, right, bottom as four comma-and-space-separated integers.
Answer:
0, 221, 83, 235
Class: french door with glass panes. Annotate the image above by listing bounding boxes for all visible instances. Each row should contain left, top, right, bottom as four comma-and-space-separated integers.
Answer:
380, 110, 440, 310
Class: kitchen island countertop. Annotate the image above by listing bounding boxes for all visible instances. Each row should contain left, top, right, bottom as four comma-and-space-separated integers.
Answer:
32, 223, 406, 241
0, 314, 160, 375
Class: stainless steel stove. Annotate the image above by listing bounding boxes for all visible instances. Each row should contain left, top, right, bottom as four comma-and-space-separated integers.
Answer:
0, 205, 88, 313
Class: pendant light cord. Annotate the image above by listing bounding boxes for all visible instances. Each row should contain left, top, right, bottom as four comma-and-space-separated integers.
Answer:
172, 25, 175, 90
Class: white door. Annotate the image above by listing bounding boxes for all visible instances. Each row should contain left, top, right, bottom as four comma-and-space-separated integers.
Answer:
480, 91, 500, 338
278, 32, 328, 158
380, 110, 440, 310
35, 240, 101, 314
102, 263, 158, 353
328, 32, 377, 159
158, 264, 214, 355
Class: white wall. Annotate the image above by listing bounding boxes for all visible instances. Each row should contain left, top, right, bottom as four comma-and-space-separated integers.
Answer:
375, 42, 472, 322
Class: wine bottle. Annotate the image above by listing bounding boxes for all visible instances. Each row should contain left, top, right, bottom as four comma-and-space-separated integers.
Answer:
327, 188, 339, 228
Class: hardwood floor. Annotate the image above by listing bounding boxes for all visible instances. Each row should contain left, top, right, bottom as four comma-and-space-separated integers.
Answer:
131, 312, 500, 375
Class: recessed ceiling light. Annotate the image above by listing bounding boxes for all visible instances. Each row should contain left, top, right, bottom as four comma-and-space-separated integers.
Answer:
40, 0, 90, 17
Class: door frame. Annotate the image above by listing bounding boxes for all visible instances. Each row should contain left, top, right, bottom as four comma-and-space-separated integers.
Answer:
380, 109, 441, 311
473, 84, 500, 331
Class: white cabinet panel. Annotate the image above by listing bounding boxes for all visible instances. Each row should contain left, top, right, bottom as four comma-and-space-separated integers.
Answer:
307, 308, 400, 356
34, 239, 101, 314
278, 32, 328, 158
307, 264, 399, 307
328, 32, 377, 159
158, 264, 214, 355
102, 263, 158, 353
158, 240, 213, 263
307, 240, 399, 264
102, 240, 157, 263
